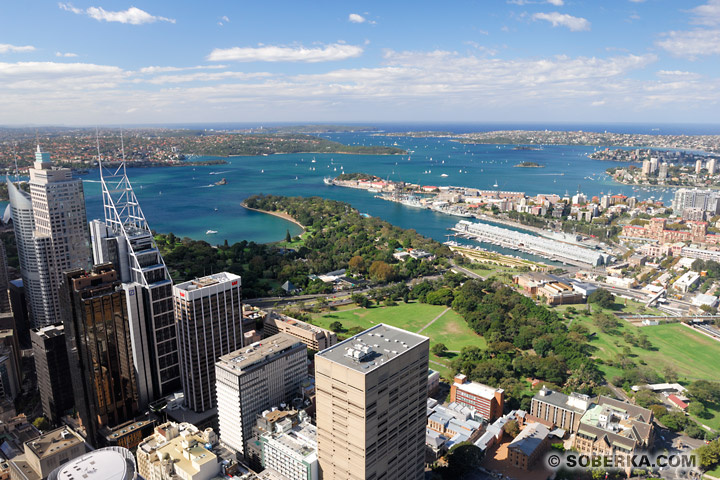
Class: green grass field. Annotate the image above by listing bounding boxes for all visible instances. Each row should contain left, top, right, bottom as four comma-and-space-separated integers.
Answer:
573, 313, 720, 430
312, 301, 485, 380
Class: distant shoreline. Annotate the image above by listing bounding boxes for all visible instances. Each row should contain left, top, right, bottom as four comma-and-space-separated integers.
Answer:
241, 203, 307, 237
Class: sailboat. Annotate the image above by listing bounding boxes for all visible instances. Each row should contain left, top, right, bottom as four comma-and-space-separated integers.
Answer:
493, 180, 499, 188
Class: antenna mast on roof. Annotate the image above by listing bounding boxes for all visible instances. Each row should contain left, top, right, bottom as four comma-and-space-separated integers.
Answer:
13, 142, 19, 181
96, 126, 103, 172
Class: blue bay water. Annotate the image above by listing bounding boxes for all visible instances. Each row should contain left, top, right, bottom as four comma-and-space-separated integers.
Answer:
73, 132, 678, 263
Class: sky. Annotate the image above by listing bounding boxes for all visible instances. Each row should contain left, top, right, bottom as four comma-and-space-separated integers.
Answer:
1, 0, 720, 126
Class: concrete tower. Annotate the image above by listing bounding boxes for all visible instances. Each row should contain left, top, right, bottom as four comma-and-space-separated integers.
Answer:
7, 146, 90, 327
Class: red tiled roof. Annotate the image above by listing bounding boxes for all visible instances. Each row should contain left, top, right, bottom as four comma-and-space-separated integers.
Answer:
668, 394, 688, 410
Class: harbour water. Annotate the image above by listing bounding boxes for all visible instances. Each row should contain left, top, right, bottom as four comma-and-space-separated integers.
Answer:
11, 126, 701, 263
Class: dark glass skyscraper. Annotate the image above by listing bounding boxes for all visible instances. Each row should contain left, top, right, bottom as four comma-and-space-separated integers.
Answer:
60, 264, 139, 446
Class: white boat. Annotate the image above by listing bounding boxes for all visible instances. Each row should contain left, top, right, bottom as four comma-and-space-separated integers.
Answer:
441, 173, 449, 177
206, 230, 218, 235
323, 177, 334, 185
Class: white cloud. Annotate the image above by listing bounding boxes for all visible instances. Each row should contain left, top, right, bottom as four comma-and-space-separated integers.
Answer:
207, 43, 364, 62
628, 0, 645, 3
2, 47, 719, 125
349, 13, 366, 23
656, 70, 700, 78
547, 0, 565, 6
657, 28, 720, 58
55, 52, 79, 58
59, 3, 175, 25
138, 65, 228, 74
533, 12, 590, 31
0, 44, 36, 54
690, 0, 720, 26
144, 71, 272, 85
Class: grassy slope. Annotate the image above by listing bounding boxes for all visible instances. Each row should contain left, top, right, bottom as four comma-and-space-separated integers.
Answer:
312, 301, 485, 380
570, 310, 720, 430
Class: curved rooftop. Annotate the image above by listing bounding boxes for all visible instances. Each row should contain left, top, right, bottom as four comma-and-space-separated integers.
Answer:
48, 447, 137, 480
6, 178, 31, 210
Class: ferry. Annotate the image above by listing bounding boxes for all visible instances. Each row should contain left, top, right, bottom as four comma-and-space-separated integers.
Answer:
323, 177, 334, 185
206, 230, 218, 235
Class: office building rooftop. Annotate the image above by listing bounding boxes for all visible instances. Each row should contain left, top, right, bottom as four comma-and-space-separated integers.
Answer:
315, 323, 428, 374
217, 333, 303, 373
175, 272, 240, 292
26, 427, 83, 460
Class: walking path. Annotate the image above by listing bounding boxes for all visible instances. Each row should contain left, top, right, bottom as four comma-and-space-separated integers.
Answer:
417, 307, 451, 334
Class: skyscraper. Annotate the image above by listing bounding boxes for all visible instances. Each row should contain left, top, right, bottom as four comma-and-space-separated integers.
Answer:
215, 333, 307, 457
90, 160, 180, 406
0, 242, 10, 314
31, 323, 74, 424
60, 264, 139, 446
315, 324, 429, 480
173, 272, 243, 413
7, 146, 91, 327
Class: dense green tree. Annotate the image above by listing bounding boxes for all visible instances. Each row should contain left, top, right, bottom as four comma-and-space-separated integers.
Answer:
689, 380, 720, 404
431, 343, 448, 357
444, 442, 484, 477
588, 288, 615, 309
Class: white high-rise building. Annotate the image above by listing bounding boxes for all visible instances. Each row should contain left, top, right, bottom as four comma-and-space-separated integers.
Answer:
173, 272, 243, 413
649, 157, 658, 174
7, 146, 90, 326
215, 333, 307, 457
90, 161, 181, 406
673, 188, 720, 214
708, 158, 717, 175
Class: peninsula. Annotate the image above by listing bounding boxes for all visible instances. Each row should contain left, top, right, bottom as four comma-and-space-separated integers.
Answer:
0, 127, 406, 172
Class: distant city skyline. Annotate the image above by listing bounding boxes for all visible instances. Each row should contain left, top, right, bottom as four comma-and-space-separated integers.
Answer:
1, 1, 720, 125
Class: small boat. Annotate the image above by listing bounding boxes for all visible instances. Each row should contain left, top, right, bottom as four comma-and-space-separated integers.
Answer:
441, 173, 449, 177
206, 230, 218, 235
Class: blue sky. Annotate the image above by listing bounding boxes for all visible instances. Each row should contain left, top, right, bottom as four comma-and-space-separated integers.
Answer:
1, 0, 719, 125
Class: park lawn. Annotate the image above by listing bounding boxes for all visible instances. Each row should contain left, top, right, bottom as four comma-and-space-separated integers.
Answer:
313, 301, 451, 336
575, 314, 720, 383
314, 302, 485, 382
693, 402, 720, 431
551, 298, 662, 319
705, 463, 720, 479
421, 309, 486, 353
